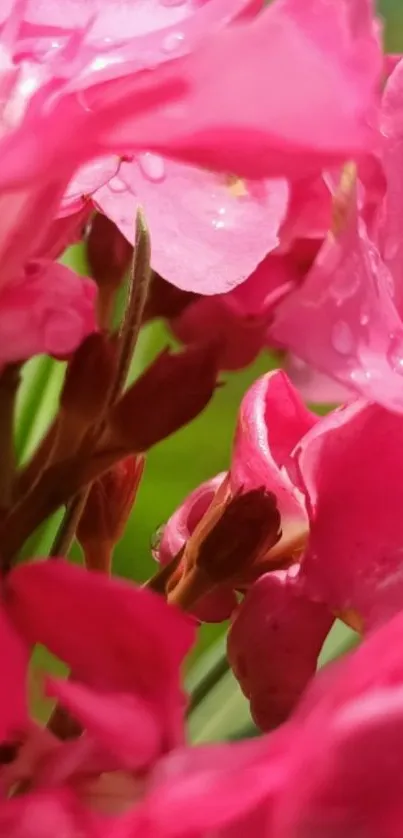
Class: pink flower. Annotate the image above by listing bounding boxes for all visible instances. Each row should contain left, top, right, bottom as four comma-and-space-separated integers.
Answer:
154, 370, 317, 624
270, 57, 403, 410
6, 560, 195, 753
294, 398, 403, 633
0, 261, 97, 362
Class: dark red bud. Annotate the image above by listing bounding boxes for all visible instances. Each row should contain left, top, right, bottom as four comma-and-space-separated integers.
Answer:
143, 273, 197, 323
107, 342, 220, 453
87, 213, 133, 291
60, 333, 117, 429
77, 455, 145, 570
196, 488, 282, 583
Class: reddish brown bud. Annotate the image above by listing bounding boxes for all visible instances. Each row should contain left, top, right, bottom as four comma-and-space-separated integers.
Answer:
87, 213, 133, 290
60, 333, 117, 430
77, 455, 145, 571
167, 488, 282, 611
195, 488, 282, 583
86, 213, 133, 327
143, 273, 197, 322
106, 342, 220, 453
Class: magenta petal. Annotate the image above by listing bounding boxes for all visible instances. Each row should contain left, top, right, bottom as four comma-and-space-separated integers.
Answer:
294, 401, 403, 630
0, 602, 28, 744
228, 569, 333, 730
7, 560, 195, 695
272, 206, 403, 412
95, 161, 288, 294
273, 610, 403, 838
47, 679, 160, 770
0, 261, 97, 362
231, 370, 317, 529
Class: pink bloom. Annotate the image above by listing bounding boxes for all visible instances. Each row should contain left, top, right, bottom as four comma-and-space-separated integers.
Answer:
6, 560, 195, 752
154, 370, 317, 624
0, 261, 97, 362
270, 58, 403, 410
157, 473, 238, 622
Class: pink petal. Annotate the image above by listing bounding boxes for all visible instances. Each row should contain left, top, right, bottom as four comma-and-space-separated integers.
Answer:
77, 0, 381, 178
0, 261, 97, 362
231, 370, 317, 531
95, 160, 288, 294
0, 601, 28, 744
273, 610, 403, 838
284, 354, 355, 405
19, 0, 260, 58
272, 203, 403, 412
47, 679, 160, 770
34, 203, 91, 261
294, 400, 403, 631
228, 569, 333, 730
0, 789, 101, 838
379, 58, 403, 313
7, 560, 195, 697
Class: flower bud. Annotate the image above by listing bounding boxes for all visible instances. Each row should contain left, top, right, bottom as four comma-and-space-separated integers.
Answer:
86, 213, 132, 327
77, 455, 145, 572
106, 342, 220, 453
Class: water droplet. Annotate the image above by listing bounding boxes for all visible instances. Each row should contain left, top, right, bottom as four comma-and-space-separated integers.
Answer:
109, 176, 127, 194
161, 0, 186, 6
162, 32, 185, 53
360, 312, 369, 327
331, 320, 354, 355
212, 218, 225, 230
151, 524, 165, 558
76, 90, 92, 113
138, 152, 165, 183
387, 332, 403, 376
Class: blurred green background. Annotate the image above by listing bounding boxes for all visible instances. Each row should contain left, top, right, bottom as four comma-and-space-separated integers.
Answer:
19, 0, 402, 739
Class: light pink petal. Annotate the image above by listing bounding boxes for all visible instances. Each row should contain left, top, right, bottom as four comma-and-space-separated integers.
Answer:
231, 370, 317, 530
293, 400, 403, 630
95, 160, 288, 294
85, 0, 380, 177
7, 560, 195, 695
0, 260, 97, 362
0, 601, 28, 744
18, 0, 261, 58
228, 569, 333, 730
285, 354, 355, 405
63, 157, 121, 213
272, 204, 403, 412
34, 203, 91, 261
47, 679, 160, 770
